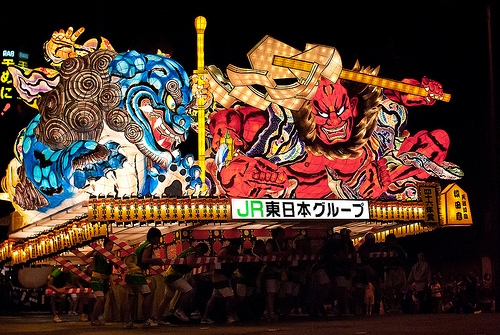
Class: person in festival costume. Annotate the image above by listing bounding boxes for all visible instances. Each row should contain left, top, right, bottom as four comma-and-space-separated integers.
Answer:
87, 237, 115, 326
201, 238, 242, 324
75, 264, 92, 322
123, 227, 165, 328
262, 227, 290, 321
380, 233, 407, 314
154, 242, 209, 324
47, 266, 76, 323
233, 239, 266, 320
281, 234, 310, 317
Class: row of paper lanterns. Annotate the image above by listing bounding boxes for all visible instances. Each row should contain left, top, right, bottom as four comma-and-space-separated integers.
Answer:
369, 201, 426, 221
88, 196, 231, 223
4, 220, 107, 265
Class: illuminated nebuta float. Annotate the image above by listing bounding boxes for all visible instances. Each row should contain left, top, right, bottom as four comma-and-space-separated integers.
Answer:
0, 21, 470, 267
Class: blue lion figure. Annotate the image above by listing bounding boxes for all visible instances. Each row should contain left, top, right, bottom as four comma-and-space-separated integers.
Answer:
7, 48, 202, 217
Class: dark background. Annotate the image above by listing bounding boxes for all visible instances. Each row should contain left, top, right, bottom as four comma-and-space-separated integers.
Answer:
0, 1, 498, 277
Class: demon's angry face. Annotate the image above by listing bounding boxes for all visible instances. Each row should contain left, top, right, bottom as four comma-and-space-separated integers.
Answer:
110, 51, 192, 166
311, 77, 358, 145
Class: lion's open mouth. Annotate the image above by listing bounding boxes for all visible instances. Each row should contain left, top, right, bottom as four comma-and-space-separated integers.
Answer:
140, 103, 185, 151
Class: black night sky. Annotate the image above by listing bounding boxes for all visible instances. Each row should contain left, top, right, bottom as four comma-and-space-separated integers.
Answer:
0, 1, 498, 273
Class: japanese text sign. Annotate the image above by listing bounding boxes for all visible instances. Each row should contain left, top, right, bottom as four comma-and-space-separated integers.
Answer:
418, 186, 440, 224
440, 183, 473, 226
231, 198, 369, 220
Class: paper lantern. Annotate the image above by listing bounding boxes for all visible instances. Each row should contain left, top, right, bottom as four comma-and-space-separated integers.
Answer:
88, 196, 98, 221
123, 197, 132, 223
103, 197, 114, 221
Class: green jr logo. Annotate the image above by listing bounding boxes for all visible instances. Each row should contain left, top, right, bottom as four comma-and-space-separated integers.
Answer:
236, 200, 264, 217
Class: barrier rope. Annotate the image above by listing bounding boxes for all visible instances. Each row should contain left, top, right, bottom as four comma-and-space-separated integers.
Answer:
45, 288, 92, 294
51, 255, 91, 283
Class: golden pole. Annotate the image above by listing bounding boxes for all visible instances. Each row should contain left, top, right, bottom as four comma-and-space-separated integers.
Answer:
272, 55, 451, 102
194, 16, 207, 191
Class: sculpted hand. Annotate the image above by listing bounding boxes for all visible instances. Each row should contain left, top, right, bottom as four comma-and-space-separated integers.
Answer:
219, 156, 288, 197
398, 77, 443, 107
189, 73, 213, 112
44, 27, 97, 66
420, 76, 444, 105
45, 27, 84, 61
385, 77, 444, 107
163, 154, 203, 196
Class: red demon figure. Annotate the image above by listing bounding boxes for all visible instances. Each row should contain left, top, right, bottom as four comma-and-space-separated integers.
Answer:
208, 62, 461, 200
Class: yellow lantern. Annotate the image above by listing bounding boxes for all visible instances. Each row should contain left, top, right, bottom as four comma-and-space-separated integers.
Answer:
123, 196, 132, 224
29, 239, 37, 259
0, 242, 4, 262
54, 229, 64, 252
98, 222, 107, 237
39, 236, 47, 256
116, 197, 126, 224
47, 232, 55, 254
137, 197, 146, 221
88, 196, 98, 221
103, 197, 113, 221
22, 241, 29, 263
155, 196, 164, 221
11, 246, 20, 264
64, 229, 71, 248
75, 222, 83, 244
143, 196, 152, 221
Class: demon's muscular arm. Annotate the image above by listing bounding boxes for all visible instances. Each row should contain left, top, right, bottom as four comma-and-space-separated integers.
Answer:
354, 77, 445, 199
384, 77, 443, 107
210, 106, 267, 152
209, 106, 290, 197
381, 77, 452, 188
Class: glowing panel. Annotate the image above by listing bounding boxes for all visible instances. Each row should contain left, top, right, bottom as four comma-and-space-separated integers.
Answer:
418, 185, 440, 224
208, 35, 342, 112
440, 183, 473, 226
231, 198, 369, 220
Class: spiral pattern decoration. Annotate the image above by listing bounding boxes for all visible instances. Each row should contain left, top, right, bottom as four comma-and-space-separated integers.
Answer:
166, 79, 183, 105
36, 49, 119, 150
67, 69, 102, 100
60, 57, 87, 81
65, 101, 102, 134
36, 118, 76, 150
38, 86, 64, 119
105, 107, 130, 132
89, 49, 115, 81
98, 83, 122, 110
124, 122, 144, 143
